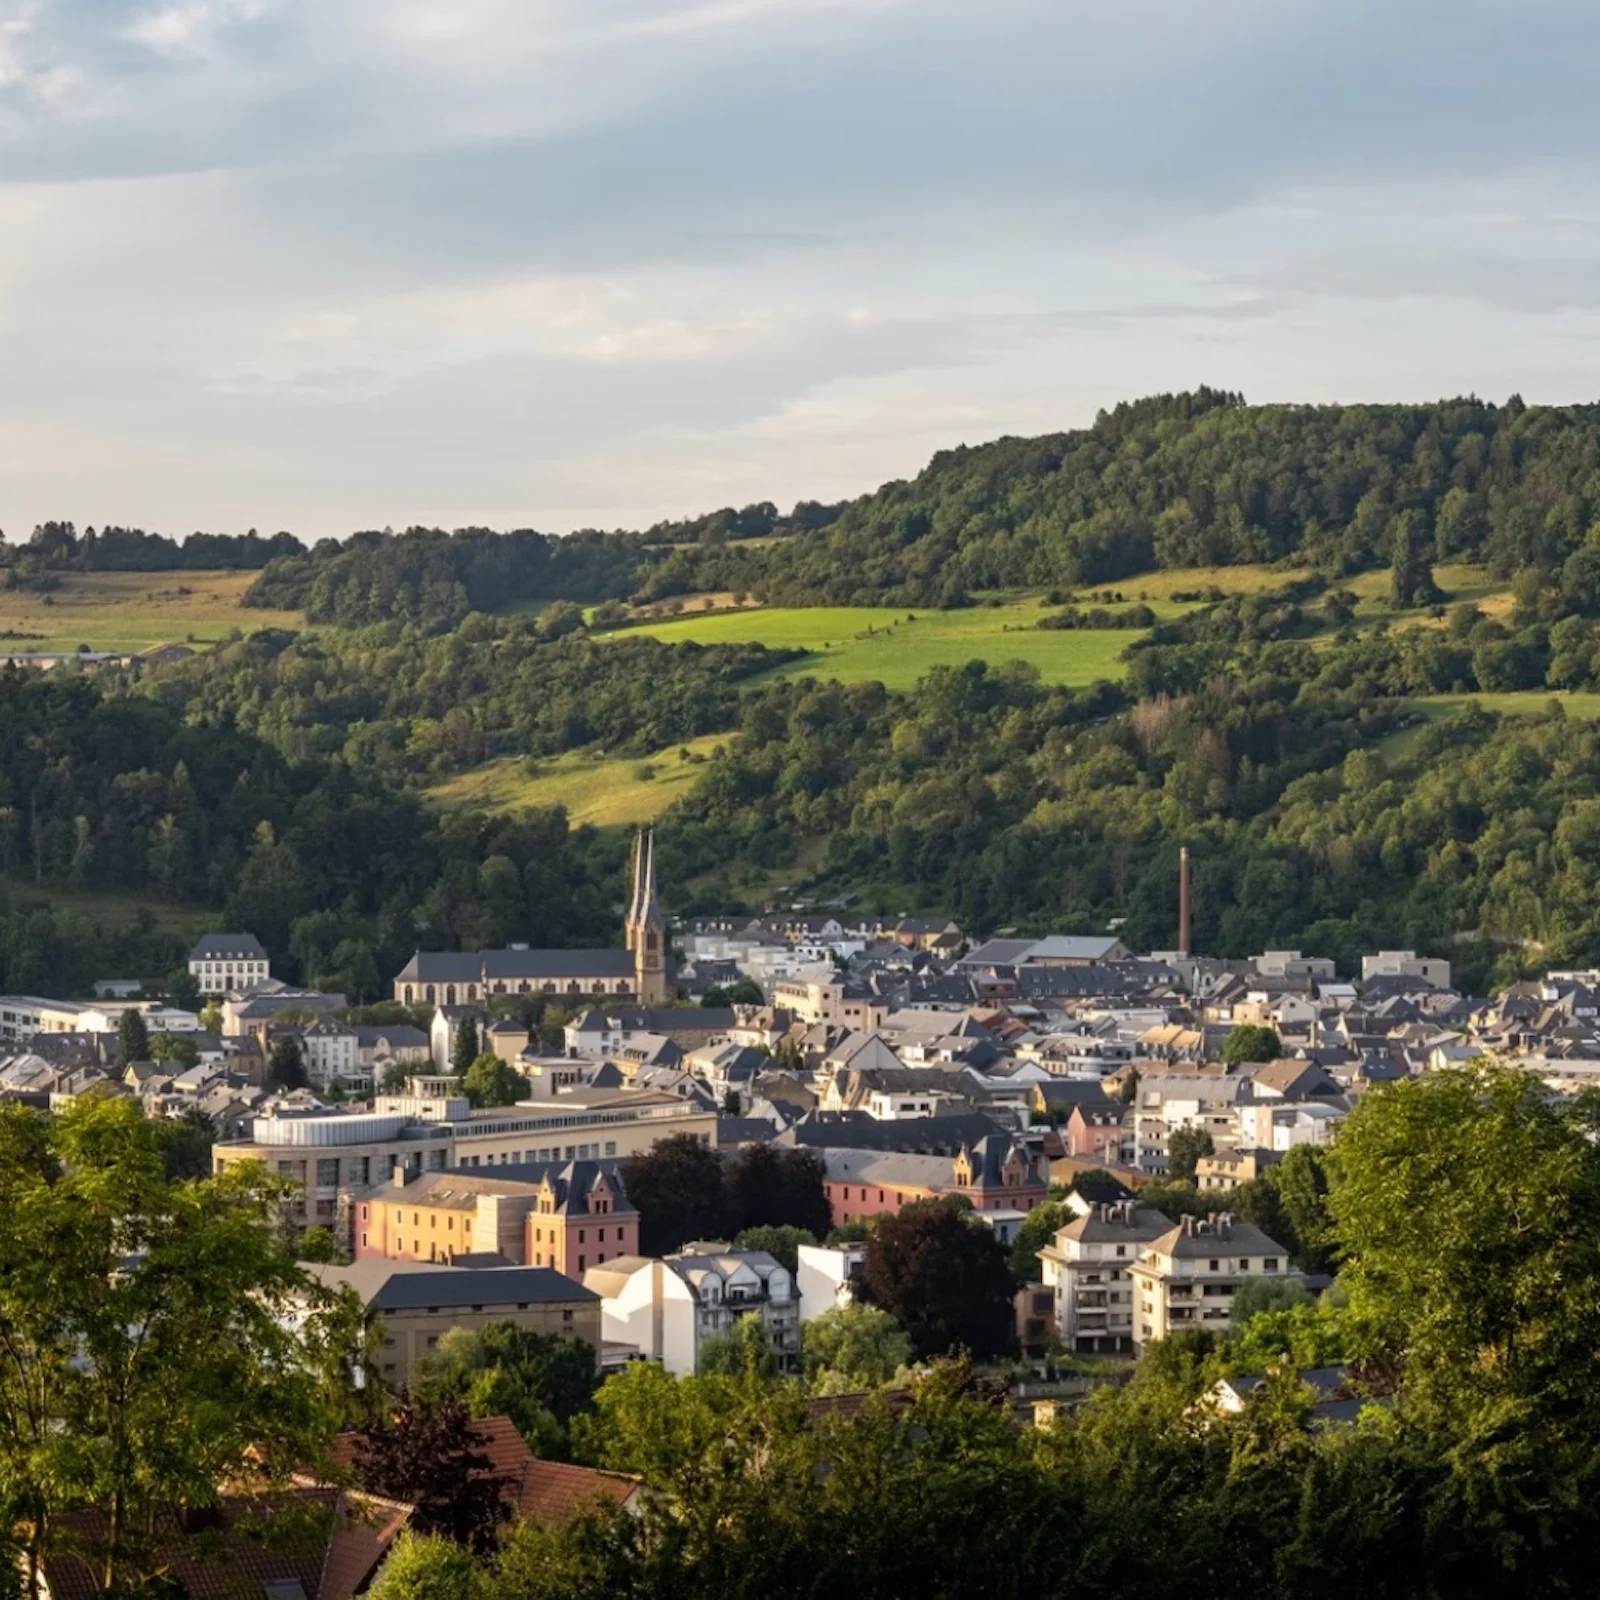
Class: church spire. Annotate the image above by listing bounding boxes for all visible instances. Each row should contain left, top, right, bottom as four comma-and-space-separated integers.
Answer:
625, 830, 644, 951
637, 829, 662, 928
630, 828, 668, 1005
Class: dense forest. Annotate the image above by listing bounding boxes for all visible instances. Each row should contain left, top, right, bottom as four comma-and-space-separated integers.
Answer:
0, 670, 628, 997
145, 620, 796, 781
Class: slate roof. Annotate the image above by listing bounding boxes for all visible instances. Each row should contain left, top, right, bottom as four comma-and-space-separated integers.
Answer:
399, 948, 637, 982
189, 933, 268, 961
307, 1261, 597, 1311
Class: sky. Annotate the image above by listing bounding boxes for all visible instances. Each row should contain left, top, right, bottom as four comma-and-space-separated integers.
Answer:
1, 0, 1599, 539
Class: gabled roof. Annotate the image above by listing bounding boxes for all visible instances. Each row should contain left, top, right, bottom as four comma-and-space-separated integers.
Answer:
45, 1488, 408, 1600
307, 1261, 597, 1310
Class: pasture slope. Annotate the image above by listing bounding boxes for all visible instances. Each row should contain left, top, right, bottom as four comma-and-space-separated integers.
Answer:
0, 571, 302, 654
428, 736, 729, 826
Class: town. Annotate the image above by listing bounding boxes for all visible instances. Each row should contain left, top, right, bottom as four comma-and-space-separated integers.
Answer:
2, 834, 1578, 1371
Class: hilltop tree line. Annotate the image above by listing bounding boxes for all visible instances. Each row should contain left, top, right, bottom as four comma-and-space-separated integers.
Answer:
202, 391, 1600, 620
2, 522, 303, 579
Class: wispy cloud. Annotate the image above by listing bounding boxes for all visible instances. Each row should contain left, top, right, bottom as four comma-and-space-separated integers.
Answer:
0, 1, 1598, 537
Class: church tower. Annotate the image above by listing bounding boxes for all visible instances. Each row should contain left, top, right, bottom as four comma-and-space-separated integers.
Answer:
627, 829, 669, 1005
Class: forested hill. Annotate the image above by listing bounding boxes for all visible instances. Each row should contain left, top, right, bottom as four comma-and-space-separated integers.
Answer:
227, 390, 1600, 626
756, 390, 1600, 604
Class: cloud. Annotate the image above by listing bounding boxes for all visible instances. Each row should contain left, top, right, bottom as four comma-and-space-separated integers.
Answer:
1, 1, 1599, 537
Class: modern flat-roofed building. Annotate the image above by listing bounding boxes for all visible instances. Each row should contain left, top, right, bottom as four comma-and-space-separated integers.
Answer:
213, 1084, 714, 1235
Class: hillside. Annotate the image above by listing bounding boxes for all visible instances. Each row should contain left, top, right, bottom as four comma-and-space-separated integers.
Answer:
220, 390, 1600, 624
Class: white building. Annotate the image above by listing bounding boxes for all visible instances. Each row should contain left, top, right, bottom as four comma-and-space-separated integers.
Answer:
795, 1241, 864, 1323
188, 934, 271, 997
584, 1248, 798, 1375
1038, 1202, 1173, 1352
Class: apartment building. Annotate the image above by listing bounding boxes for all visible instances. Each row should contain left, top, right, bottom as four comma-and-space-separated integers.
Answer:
1127, 1213, 1301, 1348
584, 1249, 798, 1375
1037, 1202, 1173, 1352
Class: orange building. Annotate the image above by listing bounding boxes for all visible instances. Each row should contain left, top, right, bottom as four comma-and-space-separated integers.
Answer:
354, 1160, 638, 1282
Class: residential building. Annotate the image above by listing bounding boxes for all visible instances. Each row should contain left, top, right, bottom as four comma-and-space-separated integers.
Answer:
305, 1260, 601, 1388
394, 829, 670, 1008
1128, 1213, 1302, 1348
1038, 1202, 1173, 1352
1064, 1100, 1132, 1161
584, 1248, 798, 1375
1361, 950, 1451, 990
795, 1241, 865, 1323
42, 1487, 410, 1600
188, 933, 271, 996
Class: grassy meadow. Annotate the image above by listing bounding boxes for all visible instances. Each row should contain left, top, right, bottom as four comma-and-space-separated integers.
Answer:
429, 735, 729, 825
0, 571, 302, 654
611, 597, 1143, 689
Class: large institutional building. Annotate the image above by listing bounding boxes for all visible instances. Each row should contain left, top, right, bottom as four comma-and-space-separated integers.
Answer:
391, 830, 670, 1009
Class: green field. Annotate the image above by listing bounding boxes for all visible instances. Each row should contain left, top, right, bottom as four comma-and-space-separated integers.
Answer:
429, 735, 729, 825
614, 598, 1163, 689
0, 571, 303, 654
1377, 690, 1600, 764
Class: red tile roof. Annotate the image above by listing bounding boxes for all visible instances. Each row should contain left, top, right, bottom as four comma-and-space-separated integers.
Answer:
43, 1488, 410, 1600
331, 1416, 637, 1526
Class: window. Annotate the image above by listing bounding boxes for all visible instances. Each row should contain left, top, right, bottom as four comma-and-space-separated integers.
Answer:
1263, 1257, 1279, 1272
579, 1229, 586, 1243
361, 1233, 368, 1248
562, 1309, 573, 1323
1115, 1245, 1126, 1257
1208, 1259, 1219, 1272
578, 1255, 586, 1271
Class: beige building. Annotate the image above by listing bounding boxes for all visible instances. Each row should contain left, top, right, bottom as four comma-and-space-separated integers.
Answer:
213, 1083, 715, 1233
305, 1260, 600, 1388
1038, 1202, 1173, 1352
770, 974, 890, 1029
1128, 1213, 1301, 1348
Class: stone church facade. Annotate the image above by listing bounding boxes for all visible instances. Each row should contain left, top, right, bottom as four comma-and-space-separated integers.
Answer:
393, 830, 672, 1009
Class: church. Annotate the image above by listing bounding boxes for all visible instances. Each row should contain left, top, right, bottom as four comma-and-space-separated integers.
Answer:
392, 830, 671, 1009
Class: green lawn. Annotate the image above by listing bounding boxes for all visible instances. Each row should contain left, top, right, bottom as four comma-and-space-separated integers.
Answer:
429, 736, 730, 825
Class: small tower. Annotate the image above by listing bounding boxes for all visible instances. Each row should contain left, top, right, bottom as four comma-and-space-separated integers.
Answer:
627, 829, 669, 1005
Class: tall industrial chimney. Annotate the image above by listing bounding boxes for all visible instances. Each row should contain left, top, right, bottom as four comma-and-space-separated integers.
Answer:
1178, 845, 1191, 957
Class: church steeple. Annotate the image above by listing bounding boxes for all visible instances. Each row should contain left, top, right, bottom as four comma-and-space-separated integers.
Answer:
627, 828, 668, 1004
624, 831, 644, 952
